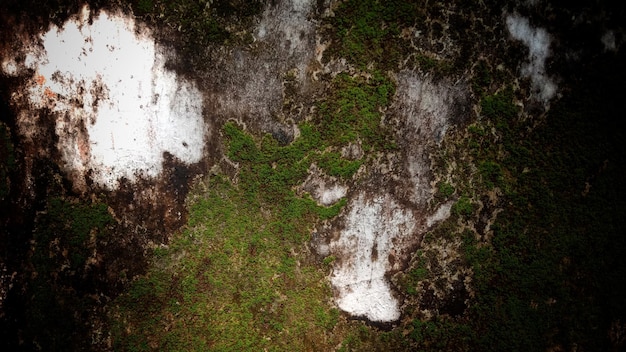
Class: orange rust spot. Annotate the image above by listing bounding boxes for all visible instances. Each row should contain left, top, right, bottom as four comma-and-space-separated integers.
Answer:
36, 74, 46, 86
44, 87, 56, 98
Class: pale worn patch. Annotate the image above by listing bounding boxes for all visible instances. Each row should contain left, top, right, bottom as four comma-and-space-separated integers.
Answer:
506, 13, 557, 103
2, 6, 206, 190
209, 0, 316, 135
395, 72, 466, 205
330, 193, 416, 322
324, 73, 467, 322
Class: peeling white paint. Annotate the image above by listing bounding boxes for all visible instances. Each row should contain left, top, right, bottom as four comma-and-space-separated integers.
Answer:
3, 6, 206, 190
330, 193, 416, 322
506, 14, 557, 103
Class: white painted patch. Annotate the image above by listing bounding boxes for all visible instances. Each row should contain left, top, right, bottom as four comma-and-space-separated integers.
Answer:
330, 193, 416, 322
3, 6, 206, 190
506, 14, 557, 102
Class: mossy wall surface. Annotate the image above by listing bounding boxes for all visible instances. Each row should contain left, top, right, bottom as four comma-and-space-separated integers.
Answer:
0, 1, 625, 351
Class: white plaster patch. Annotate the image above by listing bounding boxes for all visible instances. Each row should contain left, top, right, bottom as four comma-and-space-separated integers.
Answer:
506, 14, 557, 103
3, 6, 206, 190
330, 193, 416, 322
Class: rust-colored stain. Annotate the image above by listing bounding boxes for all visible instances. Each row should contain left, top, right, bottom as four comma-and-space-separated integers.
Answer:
77, 135, 90, 163
44, 87, 56, 98
35, 74, 46, 86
